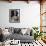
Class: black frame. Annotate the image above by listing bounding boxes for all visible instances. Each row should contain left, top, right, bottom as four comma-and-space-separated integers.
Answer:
9, 9, 20, 23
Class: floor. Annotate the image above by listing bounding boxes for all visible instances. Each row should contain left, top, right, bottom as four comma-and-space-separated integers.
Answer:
0, 40, 46, 46
18, 40, 46, 46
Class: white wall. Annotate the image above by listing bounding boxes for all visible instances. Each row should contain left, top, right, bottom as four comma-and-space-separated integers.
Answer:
0, 1, 40, 28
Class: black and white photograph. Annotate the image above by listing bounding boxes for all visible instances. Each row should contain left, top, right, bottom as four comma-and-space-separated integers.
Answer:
9, 9, 20, 23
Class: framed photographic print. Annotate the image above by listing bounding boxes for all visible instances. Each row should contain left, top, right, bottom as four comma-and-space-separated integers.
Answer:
9, 9, 20, 23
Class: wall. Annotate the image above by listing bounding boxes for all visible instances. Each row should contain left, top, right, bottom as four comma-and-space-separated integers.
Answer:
0, 1, 40, 28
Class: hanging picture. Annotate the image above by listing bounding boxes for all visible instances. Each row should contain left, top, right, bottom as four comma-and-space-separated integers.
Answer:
9, 9, 20, 23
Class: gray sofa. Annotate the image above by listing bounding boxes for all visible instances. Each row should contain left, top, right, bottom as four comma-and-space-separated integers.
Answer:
9, 33, 34, 43
7, 28, 34, 43
3, 27, 34, 43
